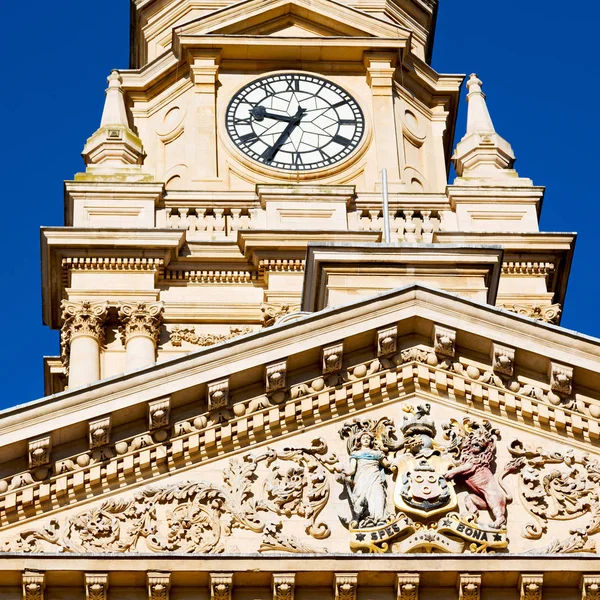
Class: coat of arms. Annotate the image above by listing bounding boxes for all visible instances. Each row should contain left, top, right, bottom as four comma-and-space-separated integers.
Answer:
393, 404, 457, 518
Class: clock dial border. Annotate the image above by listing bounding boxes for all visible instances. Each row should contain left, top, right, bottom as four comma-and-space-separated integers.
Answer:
225, 73, 366, 173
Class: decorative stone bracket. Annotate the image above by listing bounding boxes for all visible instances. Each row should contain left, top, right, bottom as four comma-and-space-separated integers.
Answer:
210, 573, 233, 600
22, 571, 45, 600
519, 574, 543, 600
148, 572, 171, 600
85, 573, 109, 600
273, 574, 295, 600
458, 574, 481, 600
334, 573, 357, 600
89, 416, 112, 449
397, 574, 419, 600
433, 324, 456, 358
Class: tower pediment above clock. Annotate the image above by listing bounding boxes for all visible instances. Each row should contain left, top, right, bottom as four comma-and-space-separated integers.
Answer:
178, 0, 412, 40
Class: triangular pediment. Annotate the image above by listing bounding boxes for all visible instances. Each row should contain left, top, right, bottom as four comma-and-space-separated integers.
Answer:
2, 284, 600, 557
178, 0, 411, 39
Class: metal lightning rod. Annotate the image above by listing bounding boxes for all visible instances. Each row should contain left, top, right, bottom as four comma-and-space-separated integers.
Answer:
381, 168, 391, 243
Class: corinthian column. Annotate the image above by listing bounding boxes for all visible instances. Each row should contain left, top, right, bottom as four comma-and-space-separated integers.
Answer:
118, 301, 164, 372
61, 300, 109, 388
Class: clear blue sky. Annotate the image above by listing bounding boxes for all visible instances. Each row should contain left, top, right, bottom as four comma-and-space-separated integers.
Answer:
1, 2, 598, 408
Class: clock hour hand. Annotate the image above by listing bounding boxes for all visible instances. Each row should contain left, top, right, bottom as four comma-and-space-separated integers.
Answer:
261, 107, 306, 163
250, 105, 298, 123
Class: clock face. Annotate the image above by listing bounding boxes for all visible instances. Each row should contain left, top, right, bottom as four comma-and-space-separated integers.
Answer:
226, 73, 365, 171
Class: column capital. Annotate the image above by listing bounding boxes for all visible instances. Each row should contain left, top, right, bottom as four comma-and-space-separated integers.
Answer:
118, 301, 164, 344
60, 300, 109, 369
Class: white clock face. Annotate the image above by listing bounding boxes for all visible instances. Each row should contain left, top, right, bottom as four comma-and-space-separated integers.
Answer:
226, 73, 365, 171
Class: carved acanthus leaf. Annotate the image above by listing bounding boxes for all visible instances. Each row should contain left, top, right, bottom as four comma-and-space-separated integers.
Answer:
549, 361, 573, 396
258, 522, 328, 554
148, 398, 170, 431
170, 326, 252, 347
491, 342, 514, 378
210, 574, 233, 600
118, 301, 164, 343
433, 325, 456, 357
273, 574, 295, 600
207, 377, 230, 412
322, 342, 343, 374
504, 303, 561, 324
458, 574, 481, 600
148, 572, 171, 600
581, 575, 600, 600
377, 326, 397, 356
89, 415, 111, 449
22, 572, 45, 600
334, 574, 358, 600
266, 360, 287, 394
519, 575, 543, 600
85, 574, 109, 600
397, 574, 419, 600
28, 436, 51, 469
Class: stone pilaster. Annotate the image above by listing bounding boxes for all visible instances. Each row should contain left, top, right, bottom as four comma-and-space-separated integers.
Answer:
118, 301, 164, 371
60, 300, 108, 388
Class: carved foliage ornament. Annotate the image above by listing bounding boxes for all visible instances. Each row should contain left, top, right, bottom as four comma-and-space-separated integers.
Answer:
266, 360, 287, 394
210, 574, 233, 600
148, 573, 171, 600
85, 574, 108, 600
458, 574, 481, 600
508, 439, 600, 552
89, 416, 111, 449
397, 574, 419, 600
60, 300, 109, 368
22, 572, 45, 600
433, 325, 456, 357
170, 326, 252, 347
28, 436, 51, 469
334, 574, 357, 600
273, 574, 295, 600
148, 398, 170, 431
581, 576, 600, 600
118, 301, 164, 344
519, 575, 543, 600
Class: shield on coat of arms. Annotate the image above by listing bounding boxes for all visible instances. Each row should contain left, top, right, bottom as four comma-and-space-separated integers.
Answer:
394, 456, 457, 519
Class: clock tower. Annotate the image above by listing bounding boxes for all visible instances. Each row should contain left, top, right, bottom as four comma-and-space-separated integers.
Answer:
5, 0, 600, 597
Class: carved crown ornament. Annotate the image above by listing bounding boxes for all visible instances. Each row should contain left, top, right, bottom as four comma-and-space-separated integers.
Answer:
1, 330, 600, 556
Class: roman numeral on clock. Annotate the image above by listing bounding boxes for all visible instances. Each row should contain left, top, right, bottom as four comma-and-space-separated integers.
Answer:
240, 132, 259, 144
332, 134, 351, 147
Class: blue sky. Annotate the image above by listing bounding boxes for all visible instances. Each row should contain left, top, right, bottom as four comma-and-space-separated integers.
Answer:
1, 1, 598, 408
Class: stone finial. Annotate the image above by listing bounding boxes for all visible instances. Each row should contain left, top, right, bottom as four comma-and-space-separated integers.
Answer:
452, 74, 518, 180
100, 71, 129, 128
81, 70, 148, 178
148, 572, 171, 600
397, 574, 419, 600
22, 571, 45, 600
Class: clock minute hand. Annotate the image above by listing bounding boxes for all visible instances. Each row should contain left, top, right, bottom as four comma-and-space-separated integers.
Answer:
262, 107, 306, 163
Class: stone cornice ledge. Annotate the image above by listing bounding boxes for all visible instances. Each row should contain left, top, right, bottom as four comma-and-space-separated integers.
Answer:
5, 283, 600, 441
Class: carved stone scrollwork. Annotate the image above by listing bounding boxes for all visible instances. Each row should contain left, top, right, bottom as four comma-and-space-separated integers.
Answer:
148, 572, 171, 600
377, 326, 398, 357
89, 416, 111, 449
507, 440, 600, 549
148, 398, 170, 431
28, 436, 51, 469
519, 575, 543, 600
261, 304, 300, 328
266, 360, 287, 394
210, 574, 233, 600
397, 574, 419, 600
118, 301, 164, 343
259, 522, 328, 554
458, 574, 481, 600
581, 575, 600, 600
505, 303, 561, 324
22, 571, 45, 600
322, 342, 343, 374
60, 300, 109, 369
170, 326, 252, 347
334, 574, 358, 600
433, 325, 456, 358
273, 574, 295, 600
491, 343, 514, 378
85, 573, 109, 600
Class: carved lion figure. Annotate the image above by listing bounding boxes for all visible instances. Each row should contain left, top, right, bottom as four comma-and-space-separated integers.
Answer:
443, 419, 513, 529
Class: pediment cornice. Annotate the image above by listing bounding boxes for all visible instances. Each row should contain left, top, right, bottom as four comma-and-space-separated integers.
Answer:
2, 284, 600, 534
